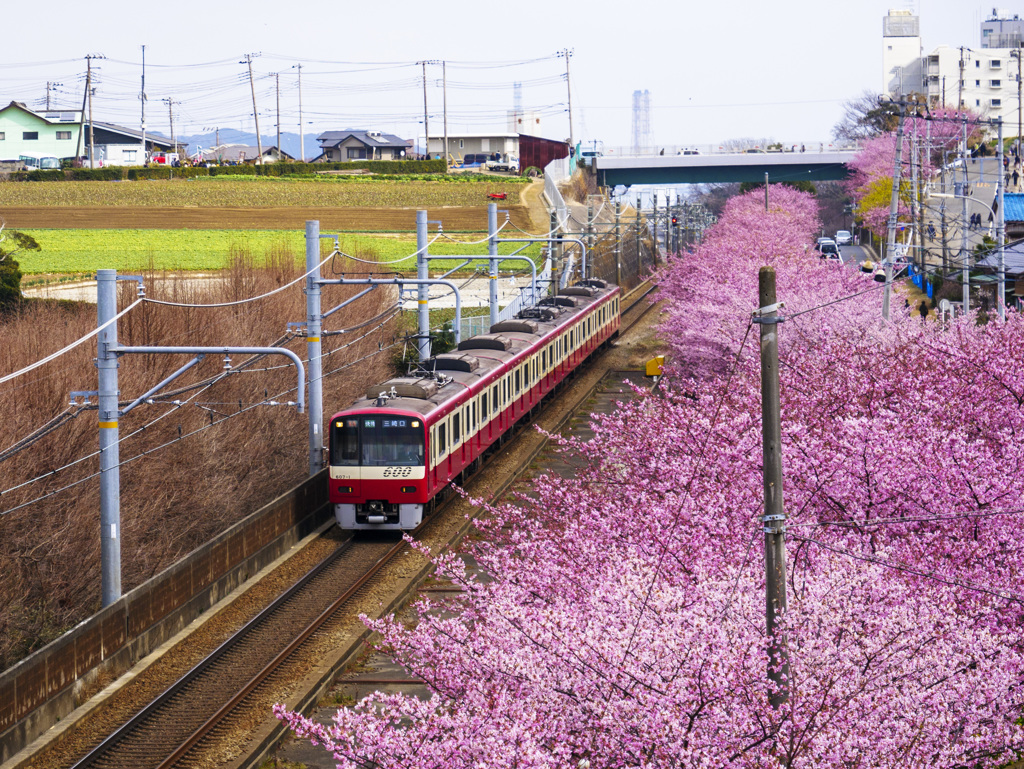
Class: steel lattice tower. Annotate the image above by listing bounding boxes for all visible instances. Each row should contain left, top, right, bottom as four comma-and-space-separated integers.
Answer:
631, 89, 651, 154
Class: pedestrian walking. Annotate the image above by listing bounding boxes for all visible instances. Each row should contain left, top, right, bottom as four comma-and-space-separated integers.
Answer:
919, 300, 929, 321
928, 222, 936, 238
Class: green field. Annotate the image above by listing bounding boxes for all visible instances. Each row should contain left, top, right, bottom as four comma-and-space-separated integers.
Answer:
17, 229, 544, 275
0, 176, 528, 208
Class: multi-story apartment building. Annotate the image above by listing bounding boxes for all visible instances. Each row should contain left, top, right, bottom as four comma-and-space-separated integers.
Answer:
883, 8, 1024, 126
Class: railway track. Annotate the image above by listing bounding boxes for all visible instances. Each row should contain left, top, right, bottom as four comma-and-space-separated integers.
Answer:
49, 279, 659, 769
70, 539, 401, 769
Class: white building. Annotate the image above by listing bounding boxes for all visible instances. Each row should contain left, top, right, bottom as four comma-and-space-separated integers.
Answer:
883, 8, 1024, 125
923, 45, 1021, 122
882, 9, 922, 98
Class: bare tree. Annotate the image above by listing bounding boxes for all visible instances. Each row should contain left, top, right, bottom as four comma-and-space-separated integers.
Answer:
832, 90, 899, 143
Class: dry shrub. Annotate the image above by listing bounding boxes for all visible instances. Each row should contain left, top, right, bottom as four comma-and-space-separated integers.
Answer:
562, 167, 597, 204
0, 244, 398, 668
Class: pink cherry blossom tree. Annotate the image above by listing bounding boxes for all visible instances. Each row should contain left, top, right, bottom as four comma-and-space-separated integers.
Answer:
278, 188, 1024, 768
846, 108, 982, 239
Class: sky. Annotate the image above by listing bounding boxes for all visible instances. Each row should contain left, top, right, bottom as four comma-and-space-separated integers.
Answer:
0, 0, 1014, 158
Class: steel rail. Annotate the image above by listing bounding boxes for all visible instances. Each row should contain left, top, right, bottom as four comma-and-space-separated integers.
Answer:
70, 538, 404, 769
70, 279, 655, 769
154, 539, 404, 769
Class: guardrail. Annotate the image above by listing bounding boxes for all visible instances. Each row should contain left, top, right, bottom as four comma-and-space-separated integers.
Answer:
543, 157, 569, 224
0, 472, 331, 764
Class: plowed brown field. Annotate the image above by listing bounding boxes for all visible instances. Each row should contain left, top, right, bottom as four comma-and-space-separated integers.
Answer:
0, 205, 537, 232
0, 178, 552, 233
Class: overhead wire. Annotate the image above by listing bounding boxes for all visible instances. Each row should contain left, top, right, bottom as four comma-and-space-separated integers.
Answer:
142, 249, 338, 308
0, 298, 143, 386
791, 532, 1024, 606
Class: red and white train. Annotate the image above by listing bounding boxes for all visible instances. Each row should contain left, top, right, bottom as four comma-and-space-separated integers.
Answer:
328, 280, 621, 530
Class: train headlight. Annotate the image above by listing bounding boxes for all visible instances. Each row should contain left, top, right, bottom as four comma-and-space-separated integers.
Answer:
401, 486, 416, 493
337, 486, 353, 494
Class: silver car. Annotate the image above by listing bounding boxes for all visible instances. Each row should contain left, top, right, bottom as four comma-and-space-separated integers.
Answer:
834, 230, 853, 245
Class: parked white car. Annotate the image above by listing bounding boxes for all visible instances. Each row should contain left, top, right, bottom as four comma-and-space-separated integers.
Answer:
834, 230, 853, 245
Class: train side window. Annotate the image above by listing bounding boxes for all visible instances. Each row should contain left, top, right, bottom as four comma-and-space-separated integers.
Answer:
453, 413, 461, 443
492, 385, 499, 410
438, 424, 447, 455
482, 391, 488, 416
470, 401, 476, 432
515, 369, 521, 393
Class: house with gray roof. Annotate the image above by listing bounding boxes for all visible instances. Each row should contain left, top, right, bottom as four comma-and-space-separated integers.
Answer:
196, 144, 293, 164
315, 130, 411, 162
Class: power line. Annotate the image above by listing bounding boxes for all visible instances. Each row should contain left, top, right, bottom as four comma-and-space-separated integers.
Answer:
0, 299, 143, 387
788, 507, 1024, 529
791, 532, 1024, 606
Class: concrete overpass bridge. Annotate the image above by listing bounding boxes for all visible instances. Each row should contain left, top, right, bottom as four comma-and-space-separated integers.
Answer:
594, 151, 855, 187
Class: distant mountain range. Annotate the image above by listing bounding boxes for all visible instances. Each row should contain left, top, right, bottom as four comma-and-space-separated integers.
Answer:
174, 128, 319, 162
174, 128, 420, 162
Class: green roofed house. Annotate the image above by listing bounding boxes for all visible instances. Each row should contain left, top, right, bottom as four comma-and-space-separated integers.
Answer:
0, 101, 176, 167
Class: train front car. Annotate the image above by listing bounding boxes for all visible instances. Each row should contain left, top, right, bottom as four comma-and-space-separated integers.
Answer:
329, 387, 431, 530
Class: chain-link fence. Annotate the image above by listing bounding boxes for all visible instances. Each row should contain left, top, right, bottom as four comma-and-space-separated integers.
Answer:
584, 222, 657, 291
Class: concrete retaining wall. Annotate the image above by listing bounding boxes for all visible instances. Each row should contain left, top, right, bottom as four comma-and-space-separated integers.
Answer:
0, 469, 330, 763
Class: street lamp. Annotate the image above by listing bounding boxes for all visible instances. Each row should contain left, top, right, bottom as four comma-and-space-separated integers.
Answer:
929, 192, 1006, 320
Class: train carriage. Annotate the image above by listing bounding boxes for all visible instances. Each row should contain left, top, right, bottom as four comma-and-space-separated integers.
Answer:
329, 280, 621, 530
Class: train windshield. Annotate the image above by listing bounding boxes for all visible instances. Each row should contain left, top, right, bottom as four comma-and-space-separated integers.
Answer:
330, 415, 424, 467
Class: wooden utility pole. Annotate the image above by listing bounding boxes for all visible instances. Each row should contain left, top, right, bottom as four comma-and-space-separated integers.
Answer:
883, 100, 907, 320
755, 266, 789, 711
562, 49, 575, 149
419, 60, 430, 159
295, 63, 304, 162
443, 61, 449, 170
85, 55, 105, 169
242, 53, 263, 165
163, 98, 177, 155
1015, 46, 1022, 158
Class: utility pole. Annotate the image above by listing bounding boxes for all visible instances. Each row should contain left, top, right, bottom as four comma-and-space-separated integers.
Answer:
586, 201, 594, 281
910, 122, 921, 274
419, 61, 430, 159
961, 113, 970, 313
882, 98, 907, 320
164, 98, 177, 156
958, 47, 967, 111
1015, 46, 1023, 159
275, 72, 281, 161
242, 53, 263, 165
488, 203, 499, 327
561, 49, 575, 149
84, 54, 105, 169
75, 64, 88, 163
96, 270, 121, 606
652, 193, 659, 262
294, 63, 304, 162
755, 266, 789, 712
614, 200, 622, 287
997, 117, 1006, 321
764, 172, 769, 211
88, 61, 96, 169
46, 81, 62, 110
443, 61, 449, 171
140, 45, 147, 166
416, 210, 431, 361
305, 221, 324, 474
941, 151, 950, 271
